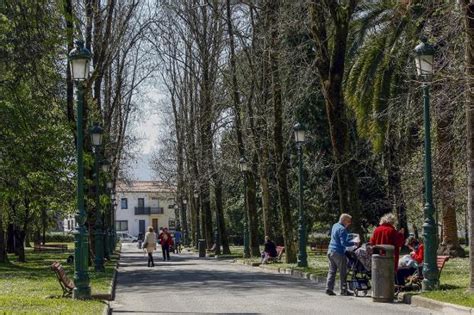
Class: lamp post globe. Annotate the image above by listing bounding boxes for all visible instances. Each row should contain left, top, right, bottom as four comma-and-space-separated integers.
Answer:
239, 157, 248, 173
107, 181, 113, 190
90, 123, 104, 147
68, 39, 92, 299
293, 122, 305, 144
101, 159, 110, 173
414, 38, 438, 291
239, 156, 250, 258
69, 40, 91, 81
414, 37, 435, 81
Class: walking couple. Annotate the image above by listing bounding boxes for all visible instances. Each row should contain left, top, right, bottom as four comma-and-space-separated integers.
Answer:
143, 226, 173, 267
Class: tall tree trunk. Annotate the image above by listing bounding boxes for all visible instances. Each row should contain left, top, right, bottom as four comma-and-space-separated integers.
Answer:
0, 206, 7, 263
309, 0, 362, 234
226, 0, 259, 256
436, 105, 465, 257
246, 168, 260, 256
267, 0, 297, 263
386, 137, 409, 237
64, 0, 75, 139
215, 176, 230, 254
464, 0, 474, 290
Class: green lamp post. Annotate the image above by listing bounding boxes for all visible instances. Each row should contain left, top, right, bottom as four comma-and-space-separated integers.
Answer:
414, 37, 438, 291
193, 190, 201, 248
107, 182, 114, 251
68, 39, 92, 299
294, 123, 308, 267
101, 159, 110, 259
91, 123, 105, 272
110, 191, 115, 253
239, 157, 251, 259
182, 199, 189, 245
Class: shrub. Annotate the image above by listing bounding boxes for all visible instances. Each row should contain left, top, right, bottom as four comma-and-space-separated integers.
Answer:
308, 234, 331, 245
45, 232, 74, 243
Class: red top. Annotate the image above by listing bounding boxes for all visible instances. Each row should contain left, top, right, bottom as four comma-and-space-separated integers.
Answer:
159, 231, 173, 246
411, 244, 424, 264
370, 223, 405, 271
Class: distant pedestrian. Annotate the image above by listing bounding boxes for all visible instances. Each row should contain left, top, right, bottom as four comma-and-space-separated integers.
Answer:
326, 213, 358, 296
174, 230, 182, 254
159, 228, 172, 261
143, 226, 157, 267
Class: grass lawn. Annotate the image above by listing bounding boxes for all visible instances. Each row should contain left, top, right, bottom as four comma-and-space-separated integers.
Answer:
421, 257, 474, 308
0, 244, 118, 314
236, 246, 329, 277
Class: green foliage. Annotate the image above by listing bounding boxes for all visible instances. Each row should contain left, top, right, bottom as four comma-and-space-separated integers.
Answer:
44, 233, 75, 243
0, 1, 75, 239
346, 3, 420, 152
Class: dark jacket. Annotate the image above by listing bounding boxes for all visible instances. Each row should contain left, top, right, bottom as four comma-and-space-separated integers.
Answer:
264, 240, 277, 257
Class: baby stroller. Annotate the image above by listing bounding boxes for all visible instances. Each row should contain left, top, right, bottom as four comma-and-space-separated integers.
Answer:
346, 244, 372, 297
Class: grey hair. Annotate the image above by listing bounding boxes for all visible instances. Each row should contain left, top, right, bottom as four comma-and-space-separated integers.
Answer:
379, 213, 396, 226
339, 213, 352, 223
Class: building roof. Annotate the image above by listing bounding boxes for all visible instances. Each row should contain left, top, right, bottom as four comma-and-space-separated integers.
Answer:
116, 180, 176, 194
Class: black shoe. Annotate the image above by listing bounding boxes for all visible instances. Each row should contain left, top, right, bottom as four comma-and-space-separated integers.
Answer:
340, 290, 354, 296
325, 289, 336, 296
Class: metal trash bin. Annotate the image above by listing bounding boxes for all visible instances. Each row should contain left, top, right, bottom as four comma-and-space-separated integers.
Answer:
198, 239, 206, 257
371, 244, 395, 303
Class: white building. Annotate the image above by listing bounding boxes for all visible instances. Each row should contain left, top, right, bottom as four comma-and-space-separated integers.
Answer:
115, 180, 177, 238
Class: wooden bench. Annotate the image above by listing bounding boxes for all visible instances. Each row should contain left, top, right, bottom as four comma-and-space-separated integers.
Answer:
267, 246, 285, 263
403, 256, 450, 291
34, 244, 68, 252
310, 243, 328, 255
51, 261, 75, 297
436, 255, 450, 279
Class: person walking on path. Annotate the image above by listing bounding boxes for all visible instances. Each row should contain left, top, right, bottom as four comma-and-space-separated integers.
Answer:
370, 213, 405, 273
159, 227, 172, 261
326, 213, 358, 296
144, 226, 157, 267
174, 230, 182, 254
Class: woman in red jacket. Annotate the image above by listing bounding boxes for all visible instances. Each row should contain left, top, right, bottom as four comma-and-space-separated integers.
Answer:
369, 213, 405, 272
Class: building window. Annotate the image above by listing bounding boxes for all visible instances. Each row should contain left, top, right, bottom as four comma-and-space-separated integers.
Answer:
121, 198, 128, 209
138, 198, 145, 208
115, 220, 128, 231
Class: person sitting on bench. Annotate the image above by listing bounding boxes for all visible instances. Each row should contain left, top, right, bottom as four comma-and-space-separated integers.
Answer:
396, 236, 424, 285
261, 236, 277, 264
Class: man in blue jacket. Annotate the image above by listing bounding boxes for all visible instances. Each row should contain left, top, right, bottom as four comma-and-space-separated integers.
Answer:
326, 213, 357, 296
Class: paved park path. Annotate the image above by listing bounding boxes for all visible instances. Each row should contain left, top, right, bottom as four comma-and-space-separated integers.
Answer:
111, 243, 439, 315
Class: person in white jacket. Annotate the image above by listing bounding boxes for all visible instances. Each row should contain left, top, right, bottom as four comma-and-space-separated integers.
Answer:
144, 226, 157, 267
